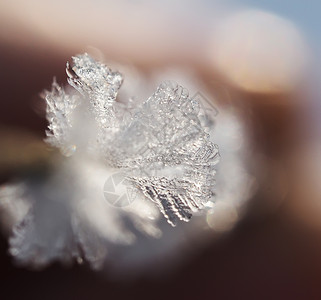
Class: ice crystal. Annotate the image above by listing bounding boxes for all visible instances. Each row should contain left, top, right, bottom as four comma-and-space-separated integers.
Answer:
112, 82, 219, 225
0, 54, 220, 268
43, 54, 219, 226
66, 53, 123, 126
0, 54, 238, 272
43, 79, 79, 151
5, 171, 111, 270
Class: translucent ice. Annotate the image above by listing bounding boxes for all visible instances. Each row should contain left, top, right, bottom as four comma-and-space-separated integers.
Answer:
42, 54, 219, 226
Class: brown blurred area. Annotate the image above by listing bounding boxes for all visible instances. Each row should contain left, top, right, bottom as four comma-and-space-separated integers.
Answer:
1, 2, 321, 300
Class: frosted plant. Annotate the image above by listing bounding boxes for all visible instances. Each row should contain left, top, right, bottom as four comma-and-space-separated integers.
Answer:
0, 53, 221, 270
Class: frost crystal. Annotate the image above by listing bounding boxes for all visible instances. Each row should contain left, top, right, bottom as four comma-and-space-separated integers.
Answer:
112, 82, 219, 225
0, 53, 224, 271
42, 54, 219, 226
43, 79, 79, 150
66, 54, 123, 126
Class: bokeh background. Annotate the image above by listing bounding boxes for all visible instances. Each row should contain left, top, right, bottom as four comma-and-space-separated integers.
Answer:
1, 0, 321, 299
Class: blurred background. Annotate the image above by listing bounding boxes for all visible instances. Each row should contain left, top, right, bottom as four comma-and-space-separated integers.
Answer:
1, 0, 321, 299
